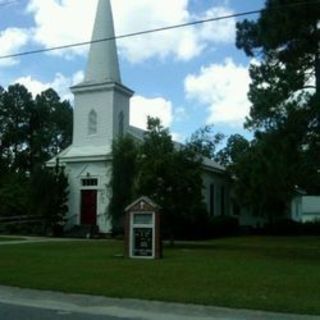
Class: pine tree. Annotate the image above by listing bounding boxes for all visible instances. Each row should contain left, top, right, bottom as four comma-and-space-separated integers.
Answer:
232, 0, 320, 216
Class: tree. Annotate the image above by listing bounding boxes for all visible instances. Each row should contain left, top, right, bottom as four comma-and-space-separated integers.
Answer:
108, 117, 208, 240
31, 161, 69, 235
135, 118, 207, 240
0, 173, 31, 217
0, 84, 72, 235
34, 89, 73, 161
0, 84, 73, 174
186, 125, 224, 159
237, 0, 320, 99
108, 135, 138, 234
216, 134, 250, 167
230, 132, 303, 223
232, 0, 320, 217
236, 0, 319, 135
0, 84, 34, 173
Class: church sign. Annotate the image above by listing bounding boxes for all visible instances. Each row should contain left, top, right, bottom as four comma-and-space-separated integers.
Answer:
125, 197, 162, 259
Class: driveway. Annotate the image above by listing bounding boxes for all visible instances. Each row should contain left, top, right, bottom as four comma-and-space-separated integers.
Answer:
0, 302, 130, 320
0, 286, 318, 320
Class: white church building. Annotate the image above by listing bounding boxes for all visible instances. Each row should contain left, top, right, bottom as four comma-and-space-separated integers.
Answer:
48, 0, 232, 234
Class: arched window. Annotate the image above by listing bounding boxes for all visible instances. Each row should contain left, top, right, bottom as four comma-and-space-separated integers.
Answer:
88, 110, 97, 135
118, 111, 124, 137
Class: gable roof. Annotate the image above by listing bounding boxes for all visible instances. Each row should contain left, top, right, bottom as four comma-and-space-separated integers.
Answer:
125, 196, 160, 212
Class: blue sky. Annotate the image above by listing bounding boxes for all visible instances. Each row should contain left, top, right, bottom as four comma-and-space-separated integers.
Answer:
0, 0, 265, 143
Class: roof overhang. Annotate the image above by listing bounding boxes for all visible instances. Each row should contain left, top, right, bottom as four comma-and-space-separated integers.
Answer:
71, 81, 134, 97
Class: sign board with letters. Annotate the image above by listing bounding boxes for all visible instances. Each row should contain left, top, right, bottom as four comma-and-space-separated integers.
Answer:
124, 197, 162, 259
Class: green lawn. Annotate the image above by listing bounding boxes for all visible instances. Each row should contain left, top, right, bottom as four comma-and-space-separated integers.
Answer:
0, 237, 24, 241
0, 237, 319, 315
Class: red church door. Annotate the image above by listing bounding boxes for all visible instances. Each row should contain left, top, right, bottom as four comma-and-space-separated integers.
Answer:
80, 190, 97, 225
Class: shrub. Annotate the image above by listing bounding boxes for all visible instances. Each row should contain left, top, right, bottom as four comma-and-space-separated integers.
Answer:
209, 216, 239, 238
265, 219, 301, 235
301, 221, 320, 235
0, 174, 31, 217
262, 219, 320, 236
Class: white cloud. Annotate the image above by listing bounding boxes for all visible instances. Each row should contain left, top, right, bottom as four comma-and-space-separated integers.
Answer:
185, 58, 251, 126
130, 95, 173, 130
174, 107, 188, 122
14, 70, 84, 101
0, 28, 30, 66
26, 0, 235, 62
115, 1, 235, 62
27, 0, 97, 58
14, 75, 47, 95
171, 132, 184, 143
197, 7, 235, 44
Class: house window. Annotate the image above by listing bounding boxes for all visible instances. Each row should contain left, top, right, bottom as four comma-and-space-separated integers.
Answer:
118, 111, 124, 137
210, 184, 215, 216
82, 178, 98, 187
221, 186, 225, 216
88, 110, 97, 135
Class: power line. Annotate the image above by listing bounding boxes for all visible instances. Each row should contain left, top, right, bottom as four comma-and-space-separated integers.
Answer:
0, 9, 262, 60
0, 0, 320, 60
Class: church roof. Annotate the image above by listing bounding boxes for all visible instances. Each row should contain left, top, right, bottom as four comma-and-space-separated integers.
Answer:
128, 125, 226, 174
127, 125, 145, 140
202, 157, 225, 173
82, 0, 121, 84
48, 126, 225, 174
47, 145, 112, 165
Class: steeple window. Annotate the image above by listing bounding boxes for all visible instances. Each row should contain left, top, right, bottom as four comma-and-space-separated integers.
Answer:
88, 110, 97, 135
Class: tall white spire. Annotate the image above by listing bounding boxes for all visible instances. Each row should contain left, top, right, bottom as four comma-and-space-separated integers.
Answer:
84, 0, 121, 83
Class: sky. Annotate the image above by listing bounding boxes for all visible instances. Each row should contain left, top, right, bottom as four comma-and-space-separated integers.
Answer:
0, 0, 265, 143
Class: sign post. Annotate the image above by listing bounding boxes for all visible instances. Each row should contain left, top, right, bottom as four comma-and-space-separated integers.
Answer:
125, 197, 162, 259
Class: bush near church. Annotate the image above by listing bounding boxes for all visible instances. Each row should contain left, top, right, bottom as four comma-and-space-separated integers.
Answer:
109, 117, 240, 240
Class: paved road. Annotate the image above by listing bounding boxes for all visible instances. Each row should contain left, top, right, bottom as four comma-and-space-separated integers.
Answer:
0, 302, 136, 320
0, 286, 319, 320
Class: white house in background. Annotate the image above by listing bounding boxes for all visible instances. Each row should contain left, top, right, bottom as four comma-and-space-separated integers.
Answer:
291, 196, 320, 222
48, 0, 232, 234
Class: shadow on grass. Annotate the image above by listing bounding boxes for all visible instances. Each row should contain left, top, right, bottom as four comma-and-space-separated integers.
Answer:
164, 237, 320, 262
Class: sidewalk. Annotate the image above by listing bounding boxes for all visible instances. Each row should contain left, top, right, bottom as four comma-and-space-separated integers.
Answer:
0, 286, 318, 320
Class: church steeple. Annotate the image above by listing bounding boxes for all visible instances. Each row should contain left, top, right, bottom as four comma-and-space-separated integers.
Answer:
84, 0, 121, 83
70, 0, 133, 150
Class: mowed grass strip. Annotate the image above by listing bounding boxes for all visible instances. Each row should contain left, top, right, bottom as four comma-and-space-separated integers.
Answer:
0, 237, 24, 241
0, 237, 319, 315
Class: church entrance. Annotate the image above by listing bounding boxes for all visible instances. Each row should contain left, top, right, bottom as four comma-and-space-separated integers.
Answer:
80, 190, 97, 225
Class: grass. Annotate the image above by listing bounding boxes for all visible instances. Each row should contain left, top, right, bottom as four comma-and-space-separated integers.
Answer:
0, 236, 24, 241
0, 236, 319, 315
